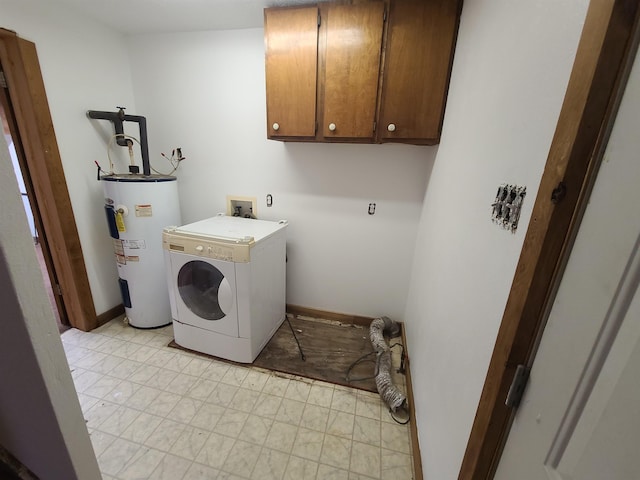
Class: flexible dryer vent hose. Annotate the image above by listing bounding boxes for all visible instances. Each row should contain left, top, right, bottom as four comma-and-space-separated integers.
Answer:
369, 316, 406, 412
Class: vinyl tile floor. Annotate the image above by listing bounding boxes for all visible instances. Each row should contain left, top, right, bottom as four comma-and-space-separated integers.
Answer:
62, 317, 414, 480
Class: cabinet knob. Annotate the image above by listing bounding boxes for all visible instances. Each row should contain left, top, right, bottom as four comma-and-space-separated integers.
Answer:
387, 123, 396, 132
272, 122, 280, 131
328, 123, 336, 132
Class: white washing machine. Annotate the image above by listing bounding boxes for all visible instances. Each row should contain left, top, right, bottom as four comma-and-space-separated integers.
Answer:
162, 214, 287, 363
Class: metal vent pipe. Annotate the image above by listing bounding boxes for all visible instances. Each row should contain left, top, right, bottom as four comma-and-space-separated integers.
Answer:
87, 107, 151, 176
369, 316, 406, 412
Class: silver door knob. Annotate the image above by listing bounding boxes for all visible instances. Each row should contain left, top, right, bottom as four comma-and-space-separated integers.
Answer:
272, 122, 280, 131
387, 123, 396, 132
328, 123, 336, 132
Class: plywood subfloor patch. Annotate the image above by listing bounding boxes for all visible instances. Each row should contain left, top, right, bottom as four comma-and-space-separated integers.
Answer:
170, 314, 383, 393
257, 314, 379, 392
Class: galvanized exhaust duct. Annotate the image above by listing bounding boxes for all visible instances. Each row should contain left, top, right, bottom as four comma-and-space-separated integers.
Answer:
369, 316, 406, 412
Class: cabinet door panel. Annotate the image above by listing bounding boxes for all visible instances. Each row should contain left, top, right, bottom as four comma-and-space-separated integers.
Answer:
265, 7, 318, 138
378, 0, 459, 144
322, 2, 384, 139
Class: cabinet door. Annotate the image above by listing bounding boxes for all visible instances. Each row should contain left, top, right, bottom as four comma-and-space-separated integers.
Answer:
378, 0, 460, 144
264, 7, 318, 139
321, 2, 385, 140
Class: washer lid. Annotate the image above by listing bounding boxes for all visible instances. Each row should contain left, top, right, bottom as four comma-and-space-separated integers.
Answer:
172, 214, 287, 244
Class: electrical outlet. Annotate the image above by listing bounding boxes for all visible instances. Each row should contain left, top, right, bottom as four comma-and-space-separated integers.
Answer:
226, 195, 257, 218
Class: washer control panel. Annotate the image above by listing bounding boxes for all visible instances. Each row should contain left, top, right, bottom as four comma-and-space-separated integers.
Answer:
162, 229, 252, 262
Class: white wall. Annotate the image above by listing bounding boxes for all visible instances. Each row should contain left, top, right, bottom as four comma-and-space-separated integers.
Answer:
126, 28, 433, 320
403, 0, 590, 478
0, 1, 604, 477
0, 129, 100, 479
1, 0, 139, 315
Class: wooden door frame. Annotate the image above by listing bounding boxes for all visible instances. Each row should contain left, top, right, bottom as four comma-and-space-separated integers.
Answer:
459, 1, 640, 478
0, 59, 70, 327
0, 28, 97, 332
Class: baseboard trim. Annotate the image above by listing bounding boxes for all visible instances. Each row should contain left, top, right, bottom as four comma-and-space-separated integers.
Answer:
287, 304, 423, 478
96, 304, 124, 327
402, 323, 423, 480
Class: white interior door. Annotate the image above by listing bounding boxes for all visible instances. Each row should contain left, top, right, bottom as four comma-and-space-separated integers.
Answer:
494, 46, 640, 480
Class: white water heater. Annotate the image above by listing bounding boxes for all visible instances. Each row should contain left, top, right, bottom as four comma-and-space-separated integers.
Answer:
103, 174, 181, 328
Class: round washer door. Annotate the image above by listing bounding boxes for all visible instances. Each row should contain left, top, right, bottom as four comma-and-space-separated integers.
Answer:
178, 260, 233, 319
171, 253, 239, 337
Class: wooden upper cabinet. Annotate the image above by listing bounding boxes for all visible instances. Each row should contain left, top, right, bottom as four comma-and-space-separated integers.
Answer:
264, 6, 319, 139
320, 2, 385, 140
377, 0, 460, 145
263, 0, 460, 145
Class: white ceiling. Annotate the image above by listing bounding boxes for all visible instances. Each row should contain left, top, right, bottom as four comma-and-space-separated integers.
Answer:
49, 0, 316, 35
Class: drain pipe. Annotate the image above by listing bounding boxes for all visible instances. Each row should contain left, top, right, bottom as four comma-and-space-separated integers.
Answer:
369, 316, 406, 412
87, 107, 151, 176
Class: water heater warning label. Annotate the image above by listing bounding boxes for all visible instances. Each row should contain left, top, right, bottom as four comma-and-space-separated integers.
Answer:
123, 239, 146, 250
115, 212, 126, 232
135, 204, 153, 217
113, 239, 145, 265
113, 239, 126, 264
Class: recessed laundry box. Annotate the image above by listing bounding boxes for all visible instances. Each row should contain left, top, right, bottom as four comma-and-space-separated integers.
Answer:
163, 214, 287, 363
